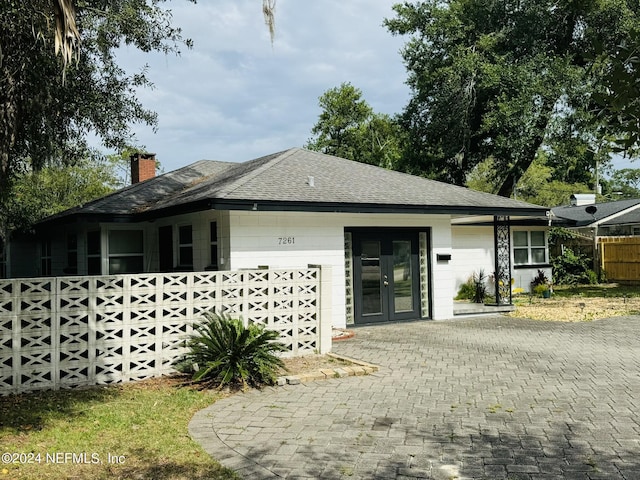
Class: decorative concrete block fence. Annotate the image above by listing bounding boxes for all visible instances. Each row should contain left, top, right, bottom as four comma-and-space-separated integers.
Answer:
0, 267, 331, 394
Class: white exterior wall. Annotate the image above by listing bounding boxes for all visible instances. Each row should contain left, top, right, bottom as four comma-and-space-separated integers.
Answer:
15, 209, 459, 325
451, 226, 495, 296
226, 210, 455, 327
150, 210, 222, 271
452, 224, 552, 295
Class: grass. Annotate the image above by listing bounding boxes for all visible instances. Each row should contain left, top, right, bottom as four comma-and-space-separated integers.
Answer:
0, 376, 239, 480
551, 283, 640, 299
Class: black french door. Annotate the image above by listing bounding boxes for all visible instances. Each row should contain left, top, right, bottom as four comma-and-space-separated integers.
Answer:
352, 230, 421, 324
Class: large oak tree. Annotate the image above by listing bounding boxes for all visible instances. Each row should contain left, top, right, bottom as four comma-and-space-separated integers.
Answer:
0, 0, 198, 245
0, 1, 277, 245
0, 1, 197, 192
385, 0, 639, 197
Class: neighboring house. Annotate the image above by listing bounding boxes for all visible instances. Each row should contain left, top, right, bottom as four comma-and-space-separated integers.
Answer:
3, 148, 549, 326
552, 194, 640, 283
552, 194, 640, 236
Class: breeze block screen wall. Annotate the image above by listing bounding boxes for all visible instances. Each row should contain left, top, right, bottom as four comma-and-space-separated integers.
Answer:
0, 267, 331, 394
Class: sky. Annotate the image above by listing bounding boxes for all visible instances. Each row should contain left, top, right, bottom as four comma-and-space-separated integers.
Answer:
113, 0, 636, 177
116, 0, 410, 172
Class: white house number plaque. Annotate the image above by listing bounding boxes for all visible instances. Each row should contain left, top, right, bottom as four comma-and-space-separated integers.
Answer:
278, 237, 295, 246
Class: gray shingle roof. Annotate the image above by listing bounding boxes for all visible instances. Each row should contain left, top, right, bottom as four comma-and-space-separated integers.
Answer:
601, 207, 640, 226
40, 148, 548, 225
552, 198, 640, 227
41, 160, 236, 221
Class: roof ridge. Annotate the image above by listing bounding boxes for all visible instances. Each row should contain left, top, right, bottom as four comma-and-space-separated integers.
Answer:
215, 148, 300, 198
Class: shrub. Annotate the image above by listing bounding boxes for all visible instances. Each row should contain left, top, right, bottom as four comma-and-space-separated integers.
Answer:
472, 269, 488, 303
530, 269, 549, 288
179, 311, 287, 390
552, 247, 597, 286
533, 283, 550, 297
455, 270, 488, 303
455, 277, 476, 301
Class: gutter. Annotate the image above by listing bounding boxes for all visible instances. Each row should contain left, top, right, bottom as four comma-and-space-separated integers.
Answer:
34, 198, 549, 228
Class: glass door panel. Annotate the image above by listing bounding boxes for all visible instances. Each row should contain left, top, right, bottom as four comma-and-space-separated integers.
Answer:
352, 230, 424, 324
361, 240, 382, 315
392, 240, 413, 313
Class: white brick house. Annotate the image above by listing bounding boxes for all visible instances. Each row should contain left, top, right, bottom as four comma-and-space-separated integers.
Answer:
4, 148, 550, 326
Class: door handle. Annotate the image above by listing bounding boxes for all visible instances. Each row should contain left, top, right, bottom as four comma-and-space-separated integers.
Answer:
383, 280, 389, 287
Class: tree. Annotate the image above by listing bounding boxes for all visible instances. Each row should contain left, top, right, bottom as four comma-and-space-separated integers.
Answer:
306, 83, 404, 169
1, 1, 278, 248
51, 1, 276, 63
609, 168, 640, 198
592, 30, 640, 152
1, 0, 279, 192
1, 156, 122, 237
466, 153, 591, 207
385, 0, 638, 197
0, 0, 196, 200
52, 0, 81, 78
513, 154, 591, 207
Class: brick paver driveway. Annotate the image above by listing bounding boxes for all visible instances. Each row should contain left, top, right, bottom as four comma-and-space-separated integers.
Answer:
189, 316, 640, 479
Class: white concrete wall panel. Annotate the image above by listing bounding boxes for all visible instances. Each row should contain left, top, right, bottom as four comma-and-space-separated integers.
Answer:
451, 226, 495, 294
227, 211, 455, 325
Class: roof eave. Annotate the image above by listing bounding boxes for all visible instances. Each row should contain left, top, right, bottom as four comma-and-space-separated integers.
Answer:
210, 199, 548, 217
36, 213, 136, 230
35, 199, 549, 228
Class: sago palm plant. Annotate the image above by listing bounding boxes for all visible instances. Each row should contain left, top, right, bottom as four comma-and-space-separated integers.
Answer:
180, 311, 287, 389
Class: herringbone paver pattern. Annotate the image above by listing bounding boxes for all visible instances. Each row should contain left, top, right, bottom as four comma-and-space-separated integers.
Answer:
189, 316, 640, 479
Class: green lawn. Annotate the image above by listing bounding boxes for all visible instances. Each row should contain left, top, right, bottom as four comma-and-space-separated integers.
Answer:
551, 283, 640, 299
0, 377, 239, 480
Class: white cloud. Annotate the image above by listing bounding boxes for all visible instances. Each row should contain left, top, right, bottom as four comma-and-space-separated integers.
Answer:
109, 0, 410, 170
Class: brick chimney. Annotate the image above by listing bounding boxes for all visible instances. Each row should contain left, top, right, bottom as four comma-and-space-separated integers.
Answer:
130, 152, 157, 184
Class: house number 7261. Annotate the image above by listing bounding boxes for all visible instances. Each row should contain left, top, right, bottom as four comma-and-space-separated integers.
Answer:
278, 237, 295, 245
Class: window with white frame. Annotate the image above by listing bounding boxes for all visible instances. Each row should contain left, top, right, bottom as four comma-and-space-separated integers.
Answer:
513, 231, 547, 265
108, 229, 144, 274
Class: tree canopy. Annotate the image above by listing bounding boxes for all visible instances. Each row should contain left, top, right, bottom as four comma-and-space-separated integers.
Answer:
385, 0, 640, 197
305, 82, 404, 169
4, 158, 120, 235
0, 0, 196, 196
591, 30, 640, 152
1, 0, 280, 245
608, 168, 640, 198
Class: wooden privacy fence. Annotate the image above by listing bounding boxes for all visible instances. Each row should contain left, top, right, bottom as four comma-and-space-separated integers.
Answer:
599, 237, 640, 283
0, 267, 332, 395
